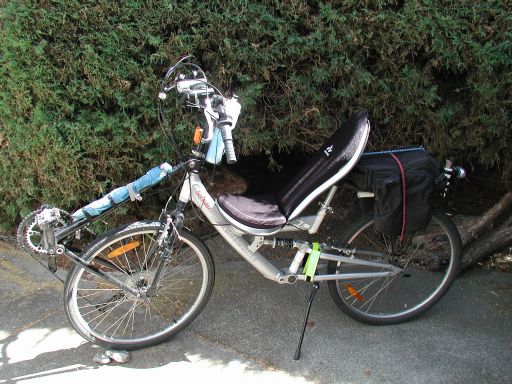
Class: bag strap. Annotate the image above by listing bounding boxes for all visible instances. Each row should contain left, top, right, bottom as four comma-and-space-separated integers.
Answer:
389, 153, 407, 241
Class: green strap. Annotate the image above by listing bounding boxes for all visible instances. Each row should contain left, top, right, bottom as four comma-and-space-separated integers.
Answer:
304, 242, 321, 281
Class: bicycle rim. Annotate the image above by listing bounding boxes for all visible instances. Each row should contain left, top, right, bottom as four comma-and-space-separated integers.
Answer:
328, 212, 461, 324
64, 223, 214, 349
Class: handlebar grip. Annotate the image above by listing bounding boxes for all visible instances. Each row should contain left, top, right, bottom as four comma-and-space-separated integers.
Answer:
219, 124, 237, 164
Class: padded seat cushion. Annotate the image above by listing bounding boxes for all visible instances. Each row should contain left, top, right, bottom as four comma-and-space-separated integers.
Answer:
217, 194, 286, 229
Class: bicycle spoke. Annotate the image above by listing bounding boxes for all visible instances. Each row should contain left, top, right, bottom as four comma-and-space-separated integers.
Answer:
66, 224, 213, 348
160, 259, 201, 283
104, 299, 139, 336
86, 294, 130, 326
344, 276, 381, 305
359, 276, 398, 313
329, 213, 460, 323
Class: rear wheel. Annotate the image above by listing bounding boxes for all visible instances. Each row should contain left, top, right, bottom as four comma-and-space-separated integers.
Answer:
327, 212, 461, 324
64, 221, 214, 349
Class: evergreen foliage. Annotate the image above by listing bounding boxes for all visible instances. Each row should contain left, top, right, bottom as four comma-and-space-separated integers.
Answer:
1, 0, 510, 226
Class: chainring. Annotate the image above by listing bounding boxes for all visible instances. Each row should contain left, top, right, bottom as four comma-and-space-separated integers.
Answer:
16, 208, 72, 255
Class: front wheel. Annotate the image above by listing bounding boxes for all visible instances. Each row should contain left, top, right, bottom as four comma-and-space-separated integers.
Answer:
327, 211, 461, 325
64, 221, 214, 350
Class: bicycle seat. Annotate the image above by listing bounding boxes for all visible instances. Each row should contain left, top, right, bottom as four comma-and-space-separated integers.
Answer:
217, 111, 370, 233
216, 195, 286, 229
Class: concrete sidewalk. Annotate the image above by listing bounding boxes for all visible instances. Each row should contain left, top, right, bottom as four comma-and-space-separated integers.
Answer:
1, 238, 511, 384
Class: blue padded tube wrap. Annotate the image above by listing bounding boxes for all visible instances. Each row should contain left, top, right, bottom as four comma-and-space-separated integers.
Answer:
72, 164, 172, 221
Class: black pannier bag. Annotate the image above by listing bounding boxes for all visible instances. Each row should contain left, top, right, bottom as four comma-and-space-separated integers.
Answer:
347, 148, 441, 238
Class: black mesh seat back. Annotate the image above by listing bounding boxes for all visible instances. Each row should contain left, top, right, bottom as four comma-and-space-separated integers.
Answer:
278, 111, 370, 219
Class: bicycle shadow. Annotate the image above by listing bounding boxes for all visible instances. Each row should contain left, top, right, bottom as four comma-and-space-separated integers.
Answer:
1, 337, 93, 383
0, 323, 313, 384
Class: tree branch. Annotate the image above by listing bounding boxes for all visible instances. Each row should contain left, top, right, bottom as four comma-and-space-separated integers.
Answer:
459, 191, 512, 247
461, 215, 512, 269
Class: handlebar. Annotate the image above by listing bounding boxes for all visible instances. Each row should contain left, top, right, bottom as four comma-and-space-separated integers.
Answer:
218, 97, 242, 164
219, 121, 237, 164
159, 57, 242, 165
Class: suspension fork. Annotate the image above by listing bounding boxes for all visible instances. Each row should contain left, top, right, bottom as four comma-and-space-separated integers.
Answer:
145, 201, 187, 297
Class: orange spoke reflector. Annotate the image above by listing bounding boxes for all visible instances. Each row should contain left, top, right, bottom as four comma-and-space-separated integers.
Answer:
193, 126, 203, 145
107, 241, 141, 259
344, 284, 365, 302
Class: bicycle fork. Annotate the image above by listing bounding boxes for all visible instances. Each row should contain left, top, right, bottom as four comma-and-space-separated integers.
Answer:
145, 213, 181, 297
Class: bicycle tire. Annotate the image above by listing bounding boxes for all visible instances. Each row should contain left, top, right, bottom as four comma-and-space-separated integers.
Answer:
327, 211, 461, 325
64, 221, 214, 349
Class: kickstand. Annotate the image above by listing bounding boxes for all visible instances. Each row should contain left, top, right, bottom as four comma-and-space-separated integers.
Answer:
294, 282, 320, 360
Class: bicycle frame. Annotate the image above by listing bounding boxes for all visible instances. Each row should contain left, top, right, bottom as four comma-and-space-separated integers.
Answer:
179, 171, 402, 284
37, 158, 401, 296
